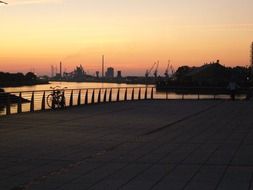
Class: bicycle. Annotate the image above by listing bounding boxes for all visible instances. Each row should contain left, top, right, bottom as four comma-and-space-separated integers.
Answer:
47, 86, 67, 109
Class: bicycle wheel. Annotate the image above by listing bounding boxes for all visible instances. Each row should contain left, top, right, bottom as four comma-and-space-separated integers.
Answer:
54, 98, 61, 109
58, 94, 66, 108
47, 94, 54, 108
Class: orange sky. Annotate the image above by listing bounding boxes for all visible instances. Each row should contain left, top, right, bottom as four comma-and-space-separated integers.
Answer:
0, 0, 253, 76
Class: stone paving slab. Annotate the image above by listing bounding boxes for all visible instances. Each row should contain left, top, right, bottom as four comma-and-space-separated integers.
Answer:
1, 100, 253, 190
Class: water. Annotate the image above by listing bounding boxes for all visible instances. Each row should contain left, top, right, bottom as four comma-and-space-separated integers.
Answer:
1, 81, 245, 116
1, 82, 156, 115
3, 81, 149, 93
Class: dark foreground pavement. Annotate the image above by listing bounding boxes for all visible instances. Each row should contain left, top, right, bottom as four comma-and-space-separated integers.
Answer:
0, 100, 253, 190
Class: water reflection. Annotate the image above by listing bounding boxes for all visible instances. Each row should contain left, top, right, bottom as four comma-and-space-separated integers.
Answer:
3, 81, 149, 93
1, 82, 246, 116
0, 82, 153, 116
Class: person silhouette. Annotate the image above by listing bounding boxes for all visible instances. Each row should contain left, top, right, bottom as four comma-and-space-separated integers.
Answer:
227, 81, 239, 100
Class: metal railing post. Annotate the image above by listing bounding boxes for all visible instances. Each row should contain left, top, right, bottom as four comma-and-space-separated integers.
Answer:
69, 90, 73, 107
182, 94, 185, 100
77, 90, 81, 106
85, 90, 88, 105
41, 91, 45, 111
138, 88, 141, 100
6, 93, 11, 115
124, 88, 128, 101
97, 89, 101, 103
62, 90, 65, 108
151, 88, 154, 100
30, 92, 34, 112
109, 89, 112, 102
117, 88, 120, 102
145, 87, 147, 100
131, 88, 135, 100
18, 92, 22, 113
91, 89, 95, 104
103, 89, 107, 103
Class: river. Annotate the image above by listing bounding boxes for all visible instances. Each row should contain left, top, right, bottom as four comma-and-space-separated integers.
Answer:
3, 81, 149, 92
1, 82, 157, 115
1, 82, 241, 116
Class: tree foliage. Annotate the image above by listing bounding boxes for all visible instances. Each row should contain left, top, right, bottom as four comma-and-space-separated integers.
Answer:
0, 72, 42, 87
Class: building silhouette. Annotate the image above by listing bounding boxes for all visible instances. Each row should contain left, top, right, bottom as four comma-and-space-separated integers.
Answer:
96, 71, 99, 78
105, 67, 114, 78
117, 71, 122, 79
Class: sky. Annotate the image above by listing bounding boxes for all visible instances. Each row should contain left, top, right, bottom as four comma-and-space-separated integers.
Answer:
0, 0, 253, 76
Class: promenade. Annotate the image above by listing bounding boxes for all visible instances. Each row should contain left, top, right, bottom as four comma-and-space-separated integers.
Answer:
0, 100, 253, 190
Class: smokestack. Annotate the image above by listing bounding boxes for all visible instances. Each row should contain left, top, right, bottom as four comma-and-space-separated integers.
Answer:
60, 61, 62, 78
51, 65, 54, 78
102, 55, 105, 78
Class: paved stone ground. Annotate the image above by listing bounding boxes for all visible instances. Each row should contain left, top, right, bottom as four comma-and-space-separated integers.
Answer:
0, 100, 253, 190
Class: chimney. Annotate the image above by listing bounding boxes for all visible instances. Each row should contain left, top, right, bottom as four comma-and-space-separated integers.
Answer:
60, 62, 62, 78
102, 55, 105, 78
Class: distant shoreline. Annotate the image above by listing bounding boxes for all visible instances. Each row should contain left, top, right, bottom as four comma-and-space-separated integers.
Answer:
0, 71, 49, 89
0, 80, 49, 88
50, 80, 152, 85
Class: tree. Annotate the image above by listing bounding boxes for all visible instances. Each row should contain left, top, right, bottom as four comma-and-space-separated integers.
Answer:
25, 72, 37, 81
175, 66, 193, 84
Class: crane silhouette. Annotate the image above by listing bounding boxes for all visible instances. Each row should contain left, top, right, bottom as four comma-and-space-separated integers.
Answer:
0, 1, 8, 4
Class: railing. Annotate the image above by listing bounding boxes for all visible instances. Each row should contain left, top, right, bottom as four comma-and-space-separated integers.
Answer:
0, 86, 248, 116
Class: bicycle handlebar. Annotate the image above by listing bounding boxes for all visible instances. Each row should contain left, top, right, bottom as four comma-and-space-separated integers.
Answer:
50, 86, 67, 90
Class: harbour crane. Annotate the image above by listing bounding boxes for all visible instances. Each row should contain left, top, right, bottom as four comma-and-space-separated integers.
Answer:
165, 60, 170, 78
145, 62, 157, 79
170, 64, 175, 76
154, 61, 159, 78
0, 1, 8, 4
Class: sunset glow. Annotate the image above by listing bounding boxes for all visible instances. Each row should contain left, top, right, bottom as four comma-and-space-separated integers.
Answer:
0, 0, 253, 76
